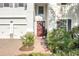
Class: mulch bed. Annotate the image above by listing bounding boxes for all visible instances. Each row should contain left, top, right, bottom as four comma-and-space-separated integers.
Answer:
19, 45, 34, 51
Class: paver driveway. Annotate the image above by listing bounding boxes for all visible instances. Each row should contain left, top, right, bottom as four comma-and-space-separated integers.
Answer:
0, 38, 50, 56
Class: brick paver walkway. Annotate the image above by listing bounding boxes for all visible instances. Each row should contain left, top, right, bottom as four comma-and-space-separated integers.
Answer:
0, 38, 51, 56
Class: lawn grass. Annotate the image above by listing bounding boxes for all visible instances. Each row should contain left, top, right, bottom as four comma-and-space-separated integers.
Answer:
18, 53, 51, 56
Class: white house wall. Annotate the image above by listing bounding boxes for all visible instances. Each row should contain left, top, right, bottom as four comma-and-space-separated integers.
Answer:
26, 3, 34, 32
48, 4, 60, 31
67, 4, 79, 28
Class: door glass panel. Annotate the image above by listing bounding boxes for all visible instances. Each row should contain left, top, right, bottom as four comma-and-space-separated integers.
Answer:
38, 6, 44, 14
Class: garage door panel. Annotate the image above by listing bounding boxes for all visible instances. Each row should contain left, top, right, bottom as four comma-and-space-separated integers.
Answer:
0, 25, 10, 38
13, 19, 27, 24
0, 19, 11, 24
13, 24, 27, 39
0, 19, 27, 24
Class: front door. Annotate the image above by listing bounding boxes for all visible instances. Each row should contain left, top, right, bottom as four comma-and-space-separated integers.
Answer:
37, 21, 45, 37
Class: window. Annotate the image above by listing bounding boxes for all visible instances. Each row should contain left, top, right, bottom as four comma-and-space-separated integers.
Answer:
15, 3, 24, 7
57, 19, 72, 31
9, 3, 13, 8
0, 3, 3, 8
57, 19, 67, 30
68, 19, 71, 31
38, 6, 44, 14
18, 3, 24, 7
15, 3, 18, 8
4, 3, 9, 7
14, 3, 27, 10
0, 3, 13, 8
61, 3, 67, 5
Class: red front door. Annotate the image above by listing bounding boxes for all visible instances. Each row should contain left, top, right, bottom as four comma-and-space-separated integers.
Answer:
37, 21, 45, 37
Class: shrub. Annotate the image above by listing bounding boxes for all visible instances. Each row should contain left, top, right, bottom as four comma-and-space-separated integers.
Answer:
71, 26, 79, 40
46, 28, 79, 56
21, 32, 35, 46
72, 26, 79, 33
52, 48, 79, 56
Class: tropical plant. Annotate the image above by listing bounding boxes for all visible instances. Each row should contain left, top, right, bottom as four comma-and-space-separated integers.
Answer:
21, 32, 35, 47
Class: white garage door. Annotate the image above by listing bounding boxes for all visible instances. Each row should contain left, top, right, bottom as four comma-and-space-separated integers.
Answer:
0, 17, 27, 39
